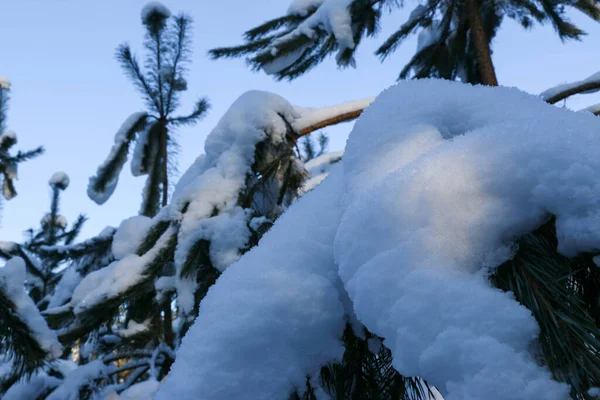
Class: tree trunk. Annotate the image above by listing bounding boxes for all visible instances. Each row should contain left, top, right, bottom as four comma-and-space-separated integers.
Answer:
465, 0, 498, 86
159, 120, 169, 208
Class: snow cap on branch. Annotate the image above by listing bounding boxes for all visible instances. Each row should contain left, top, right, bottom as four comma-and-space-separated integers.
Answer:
48, 171, 70, 190
0, 77, 10, 90
141, 1, 171, 27
0, 131, 17, 148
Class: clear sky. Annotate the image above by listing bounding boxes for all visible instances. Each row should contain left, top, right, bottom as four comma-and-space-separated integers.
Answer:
1, 0, 600, 242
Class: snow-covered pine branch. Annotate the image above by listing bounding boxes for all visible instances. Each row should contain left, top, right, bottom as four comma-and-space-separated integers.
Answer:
0, 258, 63, 375
156, 80, 600, 400
540, 70, 600, 104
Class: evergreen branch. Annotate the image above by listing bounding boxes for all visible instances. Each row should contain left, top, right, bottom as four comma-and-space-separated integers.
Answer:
165, 14, 192, 116
376, 5, 430, 60
88, 112, 147, 204
116, 44, 161, 113
139, 149, 163, 217
209, 35, 281, 59
168, 98, 210, 127
0, 286, 49, 376
491, 216, 600, 398
243, 14, 306, 41
63, 214, 87, 245
37, 229, 114, 260
5, 146, 44, 164
538, 0, 585, 39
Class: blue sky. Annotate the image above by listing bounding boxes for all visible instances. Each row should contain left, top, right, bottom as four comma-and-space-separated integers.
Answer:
1, 0, 600, 242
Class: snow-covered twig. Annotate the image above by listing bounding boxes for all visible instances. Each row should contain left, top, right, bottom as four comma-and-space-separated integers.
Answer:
541, 71, 600, 104
293, 97, 374, 136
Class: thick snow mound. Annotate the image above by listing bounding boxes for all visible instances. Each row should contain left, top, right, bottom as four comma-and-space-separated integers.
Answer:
335, 79, 600, 399
156, 168, 347, 400
49, 171, 70, 190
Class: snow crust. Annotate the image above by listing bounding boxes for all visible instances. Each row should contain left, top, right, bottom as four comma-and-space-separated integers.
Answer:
47, 268, 81, 308
112, 215, 153, 260
156, 79, 600, 399
156, 168, 347, 400
4, 374, 60, 400
141, 1, 171, 25
48, 171, 70, 190
265, 0, 355, 74
88, 112, 147, 205
0, 257, 63, 359
540, 71, 600, 101
0, 77, 10, 90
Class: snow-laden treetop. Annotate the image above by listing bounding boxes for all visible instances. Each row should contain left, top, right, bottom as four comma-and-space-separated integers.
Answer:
157, 79, 600, 400
0, 77, 10, 90
48, 171, 70, 190
141, 1, 171, 25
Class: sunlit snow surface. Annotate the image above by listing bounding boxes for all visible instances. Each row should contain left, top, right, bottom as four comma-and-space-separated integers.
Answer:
159, 79, 600, 399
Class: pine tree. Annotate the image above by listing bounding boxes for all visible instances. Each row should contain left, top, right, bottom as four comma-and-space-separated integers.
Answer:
88, 3, 209, 217
209, 0, 600, 86
0, 77, 44, 213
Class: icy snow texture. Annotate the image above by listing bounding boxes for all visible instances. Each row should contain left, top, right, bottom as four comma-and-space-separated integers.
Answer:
265, 0, 355, 74
156, 168, 347, 400
49, 171, 70, 190
118, 319, 150, 338
120, 379, 160, 399
166, 91, 299, 314
112, 215, 153, 260
0, 257, 63, 359
0, 77, 10, 89
540, 71, 600, 101
88, 112, 147, 205
156, 79, 600, 400
141, 1, 171, 25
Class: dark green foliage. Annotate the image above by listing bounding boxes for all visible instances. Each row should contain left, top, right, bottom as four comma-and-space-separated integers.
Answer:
294, 324, 434, 399
491, 216, 600, 399
0, 82, 44, 208
209, 0, 599, 83
92, 9, 209, 215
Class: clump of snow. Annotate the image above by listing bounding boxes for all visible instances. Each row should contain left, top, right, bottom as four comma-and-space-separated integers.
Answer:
46, 360, 107, 400
0, 77, 10, 90
0, 257, 63, 359
112, 215, 154, 260
165, 90, 300, 315
265, 0, 355, 74
41, 213, 68, 229
141, 1, 171, 25
118, 319, 151, 338
157, 79, 600, 399
70, 226, 175, 315
0, 130, 17, 147
48, 171, 70, 190
47, 268, 82, 308
156, 168, 347, 400
88, 112, 147, 205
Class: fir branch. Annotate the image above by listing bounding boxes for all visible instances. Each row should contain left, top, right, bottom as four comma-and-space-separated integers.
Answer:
116, 44, 161, 113
168, 97, 210, 127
